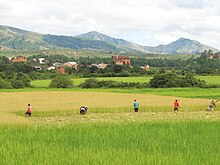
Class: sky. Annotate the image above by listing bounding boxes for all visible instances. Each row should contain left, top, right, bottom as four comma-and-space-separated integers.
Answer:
1, 0, 220, 49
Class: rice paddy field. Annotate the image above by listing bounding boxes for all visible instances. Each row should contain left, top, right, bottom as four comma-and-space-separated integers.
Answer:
1, 86, 220, 164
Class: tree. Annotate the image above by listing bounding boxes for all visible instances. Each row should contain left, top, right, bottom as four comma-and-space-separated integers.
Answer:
149, 73, 206, 88
49, 75, 73, 88
79, 78, 99, 88
113, 65, 123, 73
0, 78, 12, 89
11, 80, 25, 89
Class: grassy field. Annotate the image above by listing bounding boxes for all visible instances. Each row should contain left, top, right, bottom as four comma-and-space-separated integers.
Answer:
0, 88, 220, 164
30, 76, 220, 88
196, 76, 220, 86
1, 121, 220, 165
30, 77, 152, 87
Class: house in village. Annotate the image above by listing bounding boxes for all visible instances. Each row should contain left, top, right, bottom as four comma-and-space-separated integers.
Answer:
47, 66, 56, 71
56, 67, 66, 74
91, 63, 108, 69
39, 58, 46, 64
141, 65, 150, 71
63, 62, 78, 70
10, 56, 27, 63
112, 56, 130, 65
56, 62, 78, 74
33, 66, 42, 71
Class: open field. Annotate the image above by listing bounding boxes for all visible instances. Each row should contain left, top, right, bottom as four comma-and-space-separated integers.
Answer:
0, 89, 220, 164
0, 90, 219, 124
30, 76, 220, 88
197, 76, 220, 86
3, 87, 220, 99
1, 121, 220, 165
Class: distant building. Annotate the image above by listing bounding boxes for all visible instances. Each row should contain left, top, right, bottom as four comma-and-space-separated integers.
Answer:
91, 63, 108, 69
10, 56, 27, 63
112, 56, 130, 65
39, 58, 46, 64
56, 67, 65, 74
63, 62, 78, 70
47, 66, 56, 71
141, 65, 150, 71
53, 62, 61, 67
33, 66, 42, 71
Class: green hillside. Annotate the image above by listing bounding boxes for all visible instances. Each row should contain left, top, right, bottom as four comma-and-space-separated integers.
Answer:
0, 25, 218, 54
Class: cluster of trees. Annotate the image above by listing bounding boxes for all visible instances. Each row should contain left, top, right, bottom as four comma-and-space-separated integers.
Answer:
49, 75, 73, 88
0, 49, 220, 89
79, 78, 148, 88
49, 73, 205, 89
149, 73, 206, 88
0, 56, 32, 88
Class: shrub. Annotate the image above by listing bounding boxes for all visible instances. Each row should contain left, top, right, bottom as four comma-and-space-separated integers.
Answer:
0, 78, 12, 89
11, 80, 25, 89
79, 78, 148, 88
15, 73, 31, 87
49, 75, 73, 88
79, 78, 99, 88
149, 73, 206, 88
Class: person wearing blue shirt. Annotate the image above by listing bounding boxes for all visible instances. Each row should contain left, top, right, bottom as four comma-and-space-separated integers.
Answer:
133, 100, 139, 112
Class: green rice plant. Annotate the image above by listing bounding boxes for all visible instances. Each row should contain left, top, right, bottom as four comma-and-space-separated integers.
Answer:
0, 121, 219, 165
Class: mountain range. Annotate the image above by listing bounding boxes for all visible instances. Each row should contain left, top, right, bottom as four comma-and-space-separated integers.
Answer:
0, 25, 218, 54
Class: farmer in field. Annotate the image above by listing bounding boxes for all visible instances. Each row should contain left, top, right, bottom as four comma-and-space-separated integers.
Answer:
207, 100, 218, 111
133, 100, 139, 112
80, 106, 88, 115
25, 104, 32, 117
174, 100, 180, 112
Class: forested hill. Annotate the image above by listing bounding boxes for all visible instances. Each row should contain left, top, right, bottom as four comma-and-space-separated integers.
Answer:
0, 25, 218, 54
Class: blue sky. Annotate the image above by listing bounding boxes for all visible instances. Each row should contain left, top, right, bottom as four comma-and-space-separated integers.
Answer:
1, 0, 220, 49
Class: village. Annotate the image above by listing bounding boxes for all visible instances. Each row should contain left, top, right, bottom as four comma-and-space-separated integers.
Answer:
8, 55, 150, 74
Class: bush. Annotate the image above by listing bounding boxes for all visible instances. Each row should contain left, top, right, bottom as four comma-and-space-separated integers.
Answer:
11, 80, 25, 89
149, 73, 206, 88
15, 73, 31, 87
49, 75, 73, 88
79, 78, 148, 88
79, 78, 99, 88
0, 78, 12, 89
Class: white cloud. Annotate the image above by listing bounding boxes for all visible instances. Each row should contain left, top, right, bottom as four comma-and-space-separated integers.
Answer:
0, 0, 220, 49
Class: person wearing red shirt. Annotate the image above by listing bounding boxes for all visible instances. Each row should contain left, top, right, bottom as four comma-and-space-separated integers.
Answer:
174, 100, 180, 112
25, 104, 33, 117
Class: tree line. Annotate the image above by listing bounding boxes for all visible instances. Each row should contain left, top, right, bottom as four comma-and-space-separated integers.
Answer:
0, 49, 219, 89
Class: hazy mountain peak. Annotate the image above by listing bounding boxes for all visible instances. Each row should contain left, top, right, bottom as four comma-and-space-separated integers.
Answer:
0, 25, 29, 35
175, 37, 200, 44
77, 31, 115, 41
147, 37, 218, 54
0, 25, 218, 54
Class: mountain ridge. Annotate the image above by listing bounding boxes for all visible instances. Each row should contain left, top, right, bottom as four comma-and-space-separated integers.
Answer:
0, 25, 218, 54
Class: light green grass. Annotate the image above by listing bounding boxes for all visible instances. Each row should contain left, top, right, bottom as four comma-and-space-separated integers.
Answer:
196, 76, 220, 86
2, 87, 220, 99
30, 77, 152, 88
0, 121, 219, 165
31, 76, 220, 88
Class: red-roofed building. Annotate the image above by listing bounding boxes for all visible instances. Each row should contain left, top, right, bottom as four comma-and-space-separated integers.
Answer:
112, 56, 130, 65
11, 56, 27, 63
56, 67, 65, 74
